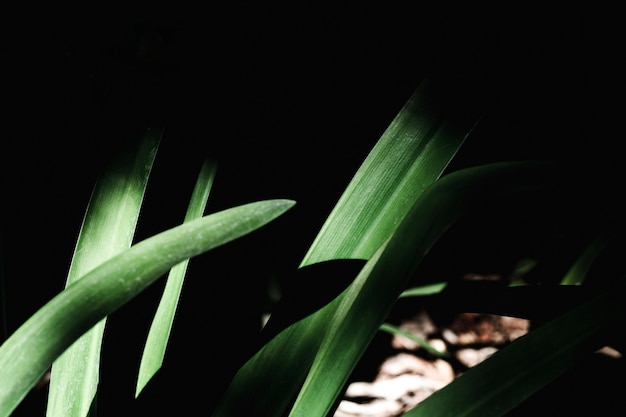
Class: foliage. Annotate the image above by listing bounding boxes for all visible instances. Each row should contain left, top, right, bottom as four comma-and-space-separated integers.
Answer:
1, 77, 624, 417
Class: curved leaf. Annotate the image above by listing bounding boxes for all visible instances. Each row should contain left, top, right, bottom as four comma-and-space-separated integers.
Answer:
301, 77, 479, 265
211, 78, 480, 417
0, 198, 295, 417
405, 285, 625, 417
288, 161, 555, 416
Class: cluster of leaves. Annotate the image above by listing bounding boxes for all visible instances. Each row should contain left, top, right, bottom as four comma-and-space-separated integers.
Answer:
1, 78, 624, 417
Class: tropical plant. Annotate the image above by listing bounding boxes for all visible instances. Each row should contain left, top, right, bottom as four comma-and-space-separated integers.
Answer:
1, 76, 623, 417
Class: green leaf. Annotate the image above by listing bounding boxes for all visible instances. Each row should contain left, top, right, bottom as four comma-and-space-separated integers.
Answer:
288, 161, 554, 417
379, 323, 449, 358
46, 128, 162, 417
0, 198, 295, 417
399, 282, 448, 297
210, 77, 480, 417
404, 285, 625, 417
560, 232, 613, 285
135, 158, 217, 397
257, 259, 366, 348
301, 78, 479, 266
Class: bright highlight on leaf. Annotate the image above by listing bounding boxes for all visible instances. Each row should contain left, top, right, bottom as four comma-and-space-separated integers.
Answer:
46, 128, 162, 417
1, 68, 621, 417
211, 77, 481, 417
288, 162, 555, 417
0, 198, 295, 417
301, 78, 480, 266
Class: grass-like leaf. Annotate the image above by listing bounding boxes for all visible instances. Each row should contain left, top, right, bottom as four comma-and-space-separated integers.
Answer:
0, 198, 295, 417
381, 281, 448, 349
210, 78, 481, 417
301, 78, 479, 266
46, 128, 162, 417
288, 161, 554, 417
135, 158, 217, 397
404, 284, 625, 417
399, 282, 448, 297
560, 233, 613, 286
379, 323, 449, 358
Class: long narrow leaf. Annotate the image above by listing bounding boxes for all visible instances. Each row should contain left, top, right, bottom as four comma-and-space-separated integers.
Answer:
399, 282, 448, 297
135, 158, 217, 397
288, 161, 554, 416
210, 77, 481, 417
560, 232, 613, 285
379, 323, 449, 358
46, 128, 162, 417
0, 198, 295, 417
301, 78, 479, 266
404, 284, 625, 417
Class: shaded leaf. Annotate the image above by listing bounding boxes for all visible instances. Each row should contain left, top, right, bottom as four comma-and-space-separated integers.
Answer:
405, 284, 625, 417
288, 161, 555, 417
135, 158, 217, 397
560, 233, 613, 285
257, 259, 366, 353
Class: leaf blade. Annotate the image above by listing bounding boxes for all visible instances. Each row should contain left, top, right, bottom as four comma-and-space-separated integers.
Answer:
46, 128, 162, 417
135, 158, 217, 397
301, 78, 478, 265
288, 161, 555, 417
404, 286, 625, 417
211, 78, 481, 417
0, 198, 295, 417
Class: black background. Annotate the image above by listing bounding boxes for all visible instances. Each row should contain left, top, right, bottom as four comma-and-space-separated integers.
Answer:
2, 6, 624, 415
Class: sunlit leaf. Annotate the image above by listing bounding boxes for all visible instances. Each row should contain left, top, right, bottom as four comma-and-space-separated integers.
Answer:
0, 199, 295, 417
399, 282, 448, 297
210, 77, 480, 417
288, 161, 555, 417
301, 78, 479, 266
47, 128, 162, 417
135, 158, 217, 397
